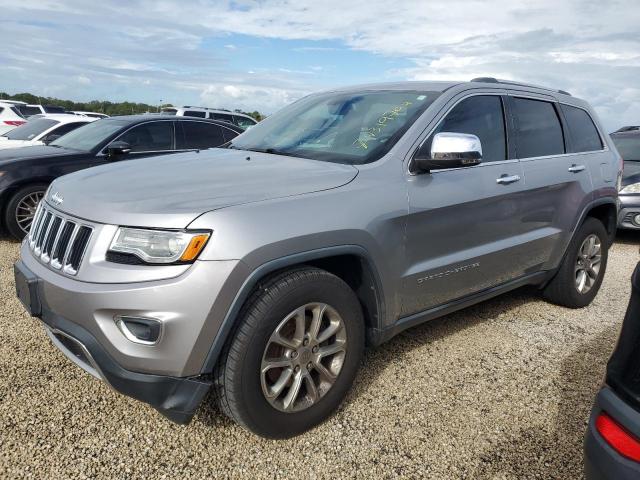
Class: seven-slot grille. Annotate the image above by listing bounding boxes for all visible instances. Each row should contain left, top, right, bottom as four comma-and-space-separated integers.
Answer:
28, 203, 93, 275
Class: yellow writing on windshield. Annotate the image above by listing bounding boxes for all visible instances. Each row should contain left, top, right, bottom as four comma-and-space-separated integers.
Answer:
353, 101, 412, 150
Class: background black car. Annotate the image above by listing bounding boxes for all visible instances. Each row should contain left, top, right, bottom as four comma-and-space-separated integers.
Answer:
0, 115, 242, 239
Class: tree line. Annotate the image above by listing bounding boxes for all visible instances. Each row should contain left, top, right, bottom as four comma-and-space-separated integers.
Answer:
0, 92, 264, 121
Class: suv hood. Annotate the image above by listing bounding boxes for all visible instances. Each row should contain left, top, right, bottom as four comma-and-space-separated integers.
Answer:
49, 148, 358, 228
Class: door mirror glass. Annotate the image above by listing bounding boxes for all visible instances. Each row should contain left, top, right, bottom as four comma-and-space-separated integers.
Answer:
413, 132, 482, 172
106, 141, 132, 158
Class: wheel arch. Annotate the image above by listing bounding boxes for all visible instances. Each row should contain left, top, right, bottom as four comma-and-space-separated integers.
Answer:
199, 245, 385, 374
0, 177, 53, 231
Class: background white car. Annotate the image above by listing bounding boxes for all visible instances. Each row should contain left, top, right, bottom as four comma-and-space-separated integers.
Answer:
70, 111, 109, 119
160, 106, 257, 129
0, 114, 97, 149
17, 104, 66, 118
0, 102, 28, 135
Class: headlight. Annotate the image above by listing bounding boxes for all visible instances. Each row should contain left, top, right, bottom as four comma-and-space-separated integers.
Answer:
620, 182, 640, 194
109, 228, 210, 264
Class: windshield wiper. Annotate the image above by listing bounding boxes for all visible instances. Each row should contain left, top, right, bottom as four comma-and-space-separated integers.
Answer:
239, 147, 299, 158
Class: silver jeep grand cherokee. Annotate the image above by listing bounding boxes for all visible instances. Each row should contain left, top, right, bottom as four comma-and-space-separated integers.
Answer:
14, 79, 621, 438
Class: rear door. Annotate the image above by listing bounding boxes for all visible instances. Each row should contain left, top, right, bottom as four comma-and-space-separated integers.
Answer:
177, 121, 227, 150
403, 92, 530, 315
508, 94, 594, 270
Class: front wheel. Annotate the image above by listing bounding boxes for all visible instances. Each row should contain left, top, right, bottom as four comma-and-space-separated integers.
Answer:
542, 217, 609, 308
214, 267, 364, 438
4, 184, 48, 240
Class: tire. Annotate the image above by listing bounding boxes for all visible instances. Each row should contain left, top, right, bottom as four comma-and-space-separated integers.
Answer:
542, 217, 609, 308
4, 184, 48, 240
213, 266, 365, 438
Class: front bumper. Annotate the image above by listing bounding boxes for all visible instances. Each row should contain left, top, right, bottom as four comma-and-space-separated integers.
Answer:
618, 195, 640, 229
584, 387, 640, 479
14, 259, 215, 423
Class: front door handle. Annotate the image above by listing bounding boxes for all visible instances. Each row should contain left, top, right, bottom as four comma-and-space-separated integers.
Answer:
568, 164, 586, 173
496, 174, 521, 185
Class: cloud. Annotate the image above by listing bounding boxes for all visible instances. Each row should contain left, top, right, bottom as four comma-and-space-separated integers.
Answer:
75, 75, 91, 85
200, 83, 300, 112
0, 0, 638, 128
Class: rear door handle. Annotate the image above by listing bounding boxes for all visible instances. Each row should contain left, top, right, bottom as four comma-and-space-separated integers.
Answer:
496, 174, 521, 185
568, 164, 586, 173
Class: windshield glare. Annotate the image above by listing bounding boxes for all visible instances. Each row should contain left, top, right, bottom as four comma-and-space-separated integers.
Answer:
613, 136, 640, 161
51, 119, 129, 151
5, 118, 58, 140
229, 90, 440, 164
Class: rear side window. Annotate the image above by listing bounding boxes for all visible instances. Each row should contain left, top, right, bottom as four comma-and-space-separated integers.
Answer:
178, 121, 225, 149
560, 104, 603, 152
43, 105, 65, 113
19, 106, 41, 117
431, 95, 506, 162
118, 122, 173, 152
232, 115, 256, 128
0, 107, 3, 114
212, 113, 233, 124
512, 98, 565, 158
183, 110, 206, 118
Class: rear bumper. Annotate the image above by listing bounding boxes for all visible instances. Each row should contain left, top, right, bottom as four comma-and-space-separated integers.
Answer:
14, 258, 212, 423
584, 387, 640, 479
618, 195, 640, 229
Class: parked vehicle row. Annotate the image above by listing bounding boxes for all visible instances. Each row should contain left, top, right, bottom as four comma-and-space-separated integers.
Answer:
13, 79, 621, 440
161, 106, 257, 129
0, 114, 97, 150
0, 116, 242, 238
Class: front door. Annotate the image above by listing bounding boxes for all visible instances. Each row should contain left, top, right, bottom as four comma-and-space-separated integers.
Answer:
401, 93, 529, 316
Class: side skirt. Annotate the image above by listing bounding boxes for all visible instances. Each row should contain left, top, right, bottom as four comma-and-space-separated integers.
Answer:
368, 270, 549, 346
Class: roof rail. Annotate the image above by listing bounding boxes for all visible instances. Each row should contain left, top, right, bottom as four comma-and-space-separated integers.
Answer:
470, 77, 571, 96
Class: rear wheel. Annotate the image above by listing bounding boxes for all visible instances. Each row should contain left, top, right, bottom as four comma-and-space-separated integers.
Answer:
4, 184, 47, 240
542, 217, 609, 308
214, 267, 364, 438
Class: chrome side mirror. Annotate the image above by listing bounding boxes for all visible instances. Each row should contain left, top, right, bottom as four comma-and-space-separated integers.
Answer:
413, 132, 483, 172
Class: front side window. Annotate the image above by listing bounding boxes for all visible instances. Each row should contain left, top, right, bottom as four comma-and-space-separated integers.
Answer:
560, 104, 603, 153
429, 95, 506, 162
4, 118, 58, 140
229, 90, 440, 164
513, 97, 565, 158
118, 122, 174, 152
178, 121, 225, 149
44, 122, 87, 141
612, 136, 640, 161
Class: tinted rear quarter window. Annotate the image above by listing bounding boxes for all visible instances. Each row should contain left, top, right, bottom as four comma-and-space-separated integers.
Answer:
19, 106, 41, 117
178, 121, 225, 149
184, 110, 206, 118
513, 97, 565, 158
560, 104, 602, 152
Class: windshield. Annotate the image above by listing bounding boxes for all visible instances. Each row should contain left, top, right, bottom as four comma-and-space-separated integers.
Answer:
229, 90, 441, 164
51, 118, 130, 151
613, 136, 640, 161
4, 118, 58, 140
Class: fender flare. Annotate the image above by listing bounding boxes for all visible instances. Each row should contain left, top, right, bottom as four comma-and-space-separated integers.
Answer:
199, 244, 385, 374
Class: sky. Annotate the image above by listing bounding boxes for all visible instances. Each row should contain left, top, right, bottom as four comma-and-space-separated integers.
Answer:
1, 0, 638, 130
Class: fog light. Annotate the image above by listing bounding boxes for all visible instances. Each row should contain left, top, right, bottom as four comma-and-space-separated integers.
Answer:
634, 214, 640, 226
115, 316, 162, 345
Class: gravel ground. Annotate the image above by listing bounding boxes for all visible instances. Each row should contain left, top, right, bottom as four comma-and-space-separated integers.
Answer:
1, 232, 639, 479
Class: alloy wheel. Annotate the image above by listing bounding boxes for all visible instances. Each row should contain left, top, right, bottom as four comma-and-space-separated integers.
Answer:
260, 302, 347, 413
575, 234, 602, 294
15, 191, 44, 234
